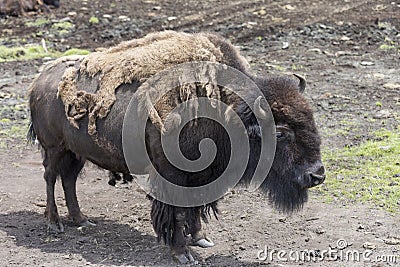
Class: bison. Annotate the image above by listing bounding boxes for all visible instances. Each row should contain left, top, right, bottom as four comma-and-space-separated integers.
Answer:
0, 0, 59, 16
28, 31, 325, 264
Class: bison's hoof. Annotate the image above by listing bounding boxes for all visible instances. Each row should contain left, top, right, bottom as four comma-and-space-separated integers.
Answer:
47, 221, 64, 233
174, 251, 197, 264
194, 237, 214, 248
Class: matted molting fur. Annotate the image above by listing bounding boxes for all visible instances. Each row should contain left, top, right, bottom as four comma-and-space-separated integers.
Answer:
56, 30, 250, 135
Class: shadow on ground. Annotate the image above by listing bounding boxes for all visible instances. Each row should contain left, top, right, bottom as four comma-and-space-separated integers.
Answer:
0, 210, 270, 266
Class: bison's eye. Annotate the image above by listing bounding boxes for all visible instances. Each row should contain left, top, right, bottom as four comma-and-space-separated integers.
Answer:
275, 125, 292, 142
276, 131, 286, 141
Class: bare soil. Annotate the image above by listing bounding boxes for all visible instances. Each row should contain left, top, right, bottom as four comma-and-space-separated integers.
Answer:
0, 0, 399, 266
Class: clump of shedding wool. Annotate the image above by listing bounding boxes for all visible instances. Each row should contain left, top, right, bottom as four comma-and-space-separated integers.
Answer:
57, 30, 249, 135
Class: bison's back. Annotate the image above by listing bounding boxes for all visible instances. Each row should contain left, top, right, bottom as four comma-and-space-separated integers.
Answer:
29, 57, 139, 173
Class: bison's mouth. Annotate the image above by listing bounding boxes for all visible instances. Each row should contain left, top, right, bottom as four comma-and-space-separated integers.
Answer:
298, 172, 325, 189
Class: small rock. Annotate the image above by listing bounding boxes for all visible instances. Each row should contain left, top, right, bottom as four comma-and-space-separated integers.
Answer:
67, 11, 77, 16
76, 238, 86, 244
373, 73, 385, 79
307, 48, 322, 53
2, 29, 13, 35
340, 36, 351, 41
283, 4, 295, 10
103, 14, 112, 19
282, 42, 289, 49
358, 224, 365, 230
316, 227, 326, 234
384, 237, 400, 245
362, 242, 376, 250
152, 6, 161, 10
62, 254, 72, 259
77, 226, 88, 234
167, 16, 177, 21
335, 51, 358, 57
321, 50, 334, 57
59, 17, 73, 23
258, 9, 267, 15
379, 146, 392, 151
34, 202, 46, 207
360, 61, 374, 66
118, 15, 130, 21
383, 83, 400, 89
373, 109, 392, 119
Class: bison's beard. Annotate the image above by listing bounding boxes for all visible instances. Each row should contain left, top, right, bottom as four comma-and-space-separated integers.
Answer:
240, 140, 309, 213
260, 168, 308, 213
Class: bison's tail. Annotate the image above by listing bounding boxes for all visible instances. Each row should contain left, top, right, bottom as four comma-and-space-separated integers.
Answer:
27, 121, 37, 144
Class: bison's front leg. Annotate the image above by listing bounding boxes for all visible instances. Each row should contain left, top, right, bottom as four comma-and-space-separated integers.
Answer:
172, 208, 195, 264
187, 208, 214, 248
150, 200, 195, 264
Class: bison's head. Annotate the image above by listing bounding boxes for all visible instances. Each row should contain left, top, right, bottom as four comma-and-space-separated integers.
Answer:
250, 74, 325, 212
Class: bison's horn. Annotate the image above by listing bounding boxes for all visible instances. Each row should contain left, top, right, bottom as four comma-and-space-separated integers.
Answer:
293, 73, 306, 93
253, 96, 268, 120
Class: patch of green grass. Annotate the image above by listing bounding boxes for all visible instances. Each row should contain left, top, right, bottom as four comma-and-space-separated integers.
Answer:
379, 44, 396, 50
0, 118, 11, 123
52, 21, 74, 30
273, 65, 285, 71
51, 21, 75, 35
291, 64, 304, 71
0, 45, 90, 62
89, 16, 99, 24
0, 45, 52, 62
379, 38, 400, 53
25, 18, 51, 27
62, 48, 90, 56
0, 141, 6, 149
313, 128, 400, 212
0, 120, 29, 140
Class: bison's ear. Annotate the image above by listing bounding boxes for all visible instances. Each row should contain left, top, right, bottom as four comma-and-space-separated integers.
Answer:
293, 74, 306, 93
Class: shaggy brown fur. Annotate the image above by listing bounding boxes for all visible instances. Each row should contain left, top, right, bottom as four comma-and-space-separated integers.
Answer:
56, 31, 249, 135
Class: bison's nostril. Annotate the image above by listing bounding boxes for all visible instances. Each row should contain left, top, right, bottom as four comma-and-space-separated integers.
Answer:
315, 165, 325, 176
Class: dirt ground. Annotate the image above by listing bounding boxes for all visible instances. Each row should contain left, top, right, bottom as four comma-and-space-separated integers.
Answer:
0, 0, 399, 266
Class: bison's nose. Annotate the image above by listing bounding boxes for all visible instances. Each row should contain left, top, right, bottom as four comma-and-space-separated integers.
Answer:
314, 165, 325, 176
303, 162, 326, 188
309, 164, 326, 186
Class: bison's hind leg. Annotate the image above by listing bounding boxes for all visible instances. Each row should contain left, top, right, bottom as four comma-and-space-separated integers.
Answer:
59, 151, 95, 228
42, 147, 65, 233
